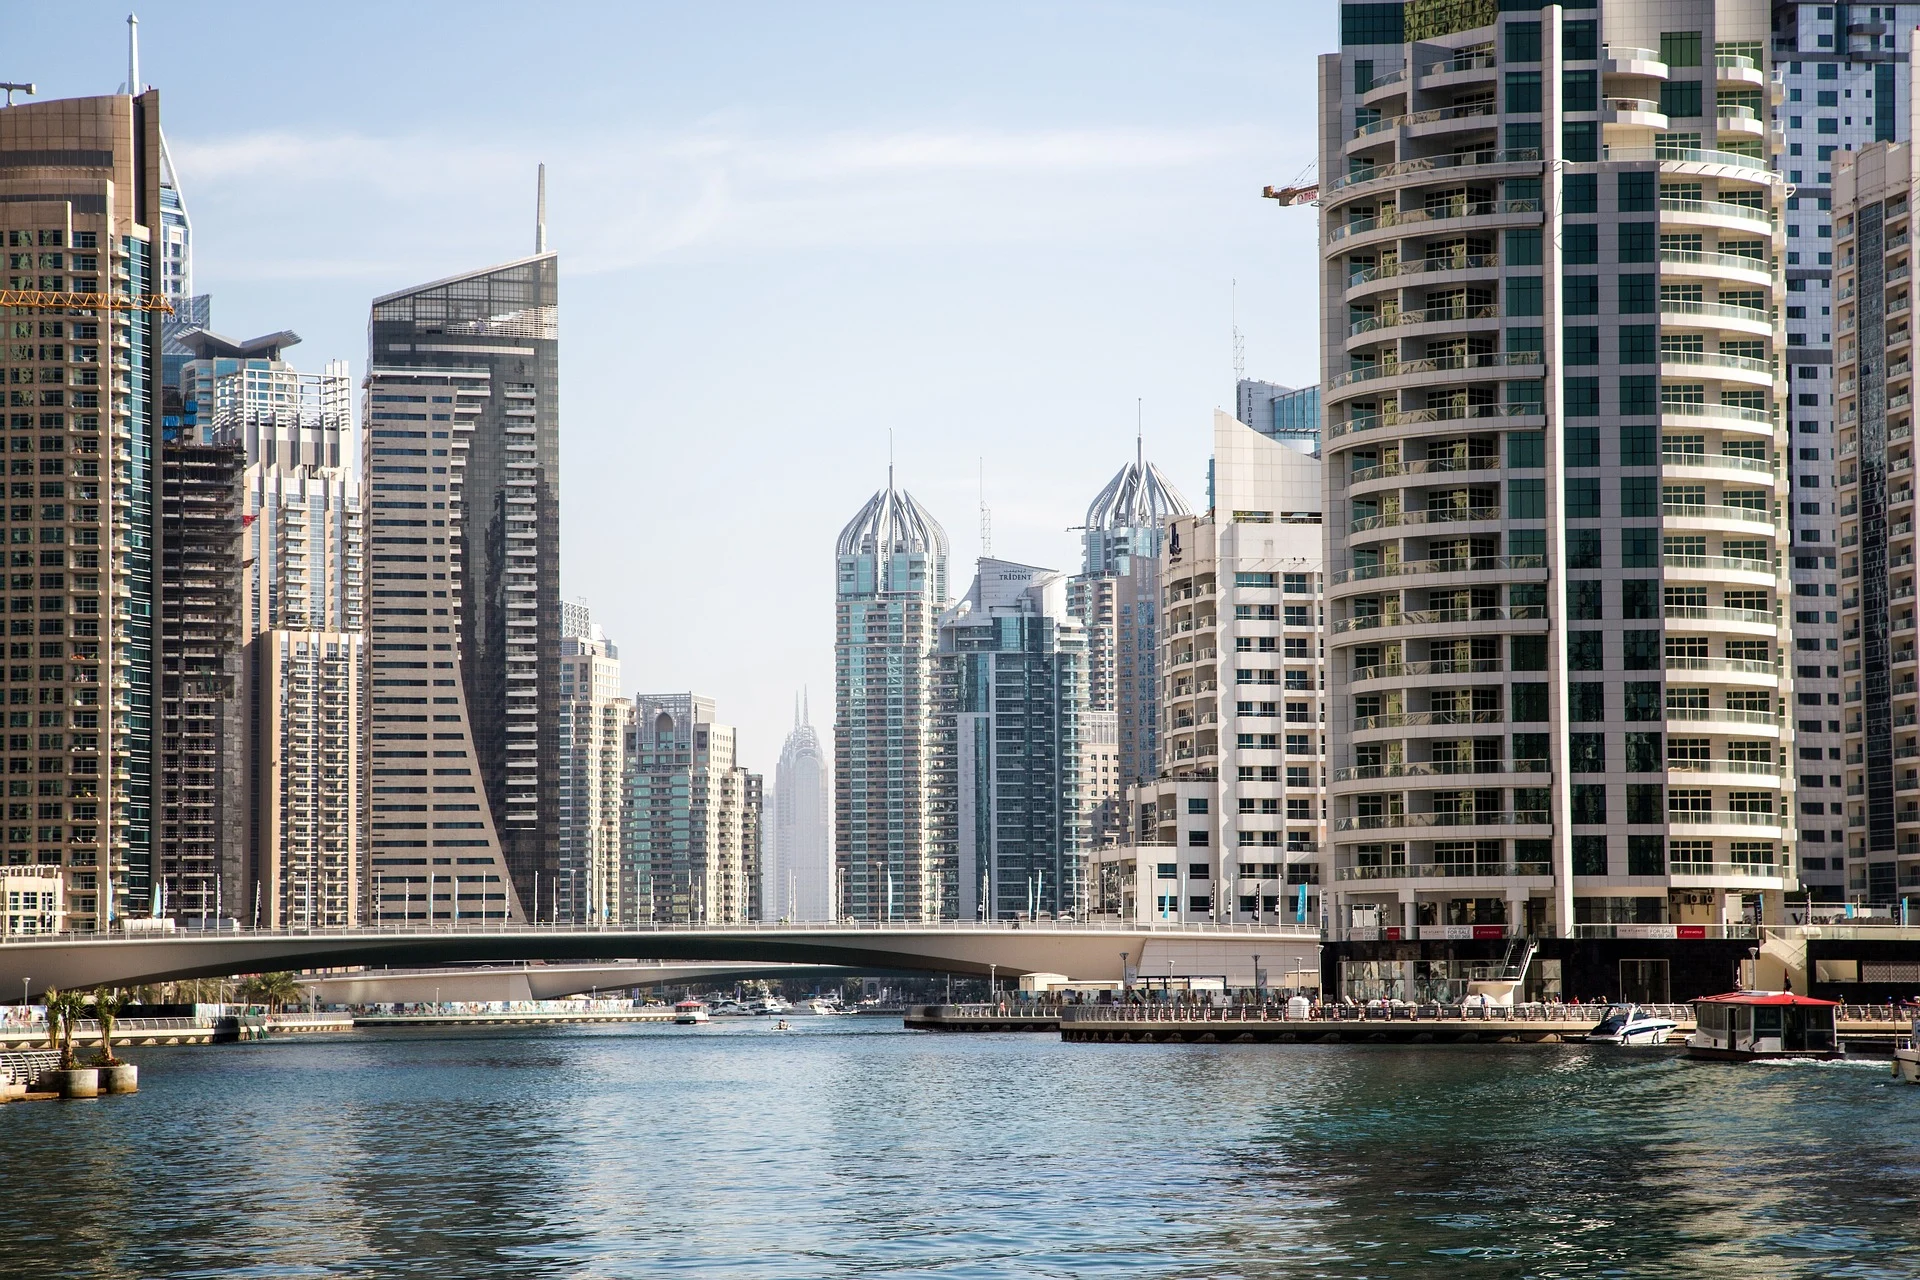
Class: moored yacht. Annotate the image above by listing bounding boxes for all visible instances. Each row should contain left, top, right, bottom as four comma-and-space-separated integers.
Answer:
1894, 1021, 1920, 1084
1584, 1004, 1679, 1046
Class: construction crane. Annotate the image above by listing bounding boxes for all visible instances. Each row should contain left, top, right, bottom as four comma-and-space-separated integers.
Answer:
0, 289, 173, 314
1262, 161, 1319, 208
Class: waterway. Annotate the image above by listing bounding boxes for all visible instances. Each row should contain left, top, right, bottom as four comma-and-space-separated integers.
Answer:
4, 1018, 1920, 1278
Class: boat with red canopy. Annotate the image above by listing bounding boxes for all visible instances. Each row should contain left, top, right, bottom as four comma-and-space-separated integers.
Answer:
1687, 992, 1841, 1062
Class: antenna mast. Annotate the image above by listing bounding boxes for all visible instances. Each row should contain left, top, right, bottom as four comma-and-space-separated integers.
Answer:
1231, 278, 1245, 385
978, 458, 992, 558
127, 14, 140, 95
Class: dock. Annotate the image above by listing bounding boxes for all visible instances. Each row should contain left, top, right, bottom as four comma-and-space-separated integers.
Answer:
351, 1007, 677, 1029
0, 1017, 215, 1049
904, 1004, 1062, 1032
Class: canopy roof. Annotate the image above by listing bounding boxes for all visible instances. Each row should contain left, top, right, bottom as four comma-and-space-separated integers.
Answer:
1693, 991, 1838, 1007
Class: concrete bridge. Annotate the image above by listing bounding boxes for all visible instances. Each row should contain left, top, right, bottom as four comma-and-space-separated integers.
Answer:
301, 962, 840, 1005
0, 921, 1323, 999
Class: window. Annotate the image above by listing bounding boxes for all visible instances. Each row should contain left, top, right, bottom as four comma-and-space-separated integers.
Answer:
1564, 326, 1600, 365
1507, 431, 1544, 468
1572, 733, 1606, 773
1627, 785, 1663, 825
1619, 274, 1657, 313
1187, 798, 1208, 814
1505, 21, 1541, 63
1509, 478, 1545, 519
1628, 835, 1666, 875
1625, 731, 1663, 772
1621, 420, 1657, 463
1623, 630, 1660, 670
1282, 572, 1312, 594
1507, 275, 1543, 316
1513, 733, 1549, 771
1659, 31, 1702, 68
1564, 19, 1597, 61
1564, 224, 1598, 264
1619, 325, 1656, 365
1621, 529, 1659, 567
1235, 572, 1275, 589
1619, 476, 1657, 518
1569, 528, 1601, 569
1566, 379, 1600, 418
1624, 682, 1662, 721
1570, 683, 1605, 721
1507, 229, 1542, 266
1565, 424, 1599, 467
1659, 80, 1703, 118
1566, 478, 1600, 519
1512, 683, 1548, 722
1622, 580, 1657, 618
1187, 829, 1209, 847
1572, 784, 1608, 824
1505, 72, 1542, 114
1570, 582, 1603, 621
1618, 222, 1656, 263
1570, 630, 1604, 667
1574, 835, 1608, 875
1564, 275, 1600, 315
1617, 171, 1655, 213
1563, 174, 1597, 214
1561, 69, 1598, 114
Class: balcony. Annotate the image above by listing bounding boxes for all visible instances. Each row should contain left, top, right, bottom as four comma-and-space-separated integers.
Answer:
1350, 100, 1498, 142
1329, 196, 1541, 244
1333, 810, 1548, 831
1350, 505, 1501, 534
1601, 97, 1668, 129
1333, 604, 1547, 635
1659, 195, 1773, 227
1333, 553, 1545, 585
1352, 709, 1504, 731
1336, 861, 1552, 882
1349, 302, 1501, 338
1331, 347, 1537, 392
1324, 148, 1540, 198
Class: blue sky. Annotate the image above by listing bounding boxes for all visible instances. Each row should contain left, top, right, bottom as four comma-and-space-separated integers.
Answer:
19, 1, 1332, 771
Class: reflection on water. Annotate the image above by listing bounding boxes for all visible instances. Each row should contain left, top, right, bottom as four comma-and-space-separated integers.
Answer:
3, 1021, 1919, 1278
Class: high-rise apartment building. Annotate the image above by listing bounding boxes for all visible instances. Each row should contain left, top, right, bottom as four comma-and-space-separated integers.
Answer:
1773, 6, 1914, 902
0, 91, 166, 929
361, 365, 520, 923
1320, 0, 1796, 942
555, 604, 627, 924
624, 693, 761, 924
1103, 412, 1327, 925
768, 693, 832, 921
369, 246, 560, 917
933, 558, 1089, 919
834, 477, 950, 920
173, 329, 366, 928
1069, 447, 1191, 847
1834, 138, 1920, 907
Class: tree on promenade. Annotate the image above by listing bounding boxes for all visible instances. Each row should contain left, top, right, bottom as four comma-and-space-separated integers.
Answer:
89, 987, 128, 1066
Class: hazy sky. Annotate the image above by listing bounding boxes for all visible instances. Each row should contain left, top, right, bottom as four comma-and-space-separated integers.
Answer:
20, 1, 1331, 773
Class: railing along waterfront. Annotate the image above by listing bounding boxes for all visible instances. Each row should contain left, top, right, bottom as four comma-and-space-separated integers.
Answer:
0, 918, 1330, 944
1057, 1002, 1695, 1025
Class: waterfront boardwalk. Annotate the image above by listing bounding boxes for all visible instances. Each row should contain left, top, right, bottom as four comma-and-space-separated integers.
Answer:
351, 1006, 676, 1029
910, 1002, 1914, 1048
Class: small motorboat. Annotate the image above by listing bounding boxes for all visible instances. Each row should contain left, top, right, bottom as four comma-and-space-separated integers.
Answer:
673, 999, 711, 1025
1584, 1004, 1679, 1046
772, 1019, 793, 1032
1894, 1021, 1920, 1083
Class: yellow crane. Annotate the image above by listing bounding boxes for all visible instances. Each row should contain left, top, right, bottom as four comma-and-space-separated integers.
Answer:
0, 289, 173, 314
1261, 162, 1319, 208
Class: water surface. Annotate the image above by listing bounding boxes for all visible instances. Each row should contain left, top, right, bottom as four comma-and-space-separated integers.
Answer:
3, 1019, 1918, 1278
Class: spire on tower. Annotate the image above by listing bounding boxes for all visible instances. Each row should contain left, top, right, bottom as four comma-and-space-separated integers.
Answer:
127, 13, 140, 96
536, 163, 548, 254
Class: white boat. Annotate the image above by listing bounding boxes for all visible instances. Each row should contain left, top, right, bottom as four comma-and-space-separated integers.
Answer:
673, 999, 710, 1025
751, 996, 793, 1015
709, 1000, 754, 1018
800, 997, 851, 1016
1895, 1021, 1920, 1083
1585, 1004, 1679, 1046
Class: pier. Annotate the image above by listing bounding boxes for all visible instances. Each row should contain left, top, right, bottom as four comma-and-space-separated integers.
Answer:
349, 1006, 677, 1029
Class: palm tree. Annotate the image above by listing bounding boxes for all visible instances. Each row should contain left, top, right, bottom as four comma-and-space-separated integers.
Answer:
43, 988, 88, 1069
238, 972, 302, 1013
89, 987, 129, 1066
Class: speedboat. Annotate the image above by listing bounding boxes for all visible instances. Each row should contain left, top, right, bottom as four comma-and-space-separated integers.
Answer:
673, 999, 710, 1025
800, 997, 851, 1016
772, 1019, 794, 1032
1584, 1003, 1679, 1046
1895, 1021, 1920, 1083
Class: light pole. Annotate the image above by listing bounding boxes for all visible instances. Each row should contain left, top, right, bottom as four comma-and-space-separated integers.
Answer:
21, 977, 28, 1008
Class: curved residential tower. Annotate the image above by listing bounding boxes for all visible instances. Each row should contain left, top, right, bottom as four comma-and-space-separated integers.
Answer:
1320, 1, 1794, 945
834, 475, 950, 920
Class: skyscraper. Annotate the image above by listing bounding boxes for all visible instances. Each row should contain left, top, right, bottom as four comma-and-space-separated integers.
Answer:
768, 693, 832, 921
1320, 1, 1795, 943
933, 558, 1088, 919
624, 693, 761, 924
361, 364, 520, 923
367, 213, 560, 916
177, 329, 365, 929
1236, 380, 1323, 445
1773, 5, 1915, 904
1101, 412, 1326, 925
1834, 139, 1920, 908
0, 90, 167, 929
556, 603, 628, 924
834, 476, 950, 920
1069, 443, 1191, 846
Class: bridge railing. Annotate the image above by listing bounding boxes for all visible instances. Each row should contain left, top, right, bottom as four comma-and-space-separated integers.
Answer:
0, 919, 1328, 944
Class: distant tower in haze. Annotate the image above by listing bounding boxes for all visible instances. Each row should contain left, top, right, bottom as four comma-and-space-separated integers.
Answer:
770, 692, 831, 921
834, 473, 950, 920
